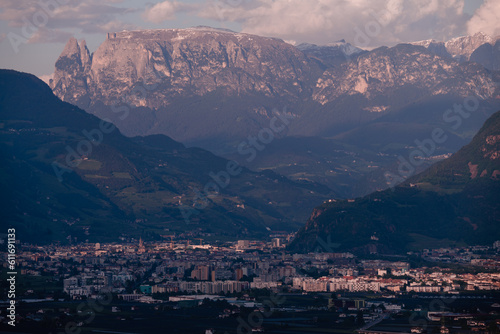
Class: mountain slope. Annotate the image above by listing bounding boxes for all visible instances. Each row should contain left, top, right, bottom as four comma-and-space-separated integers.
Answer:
470, 39, 500, 71
288, 111, 500, 254
0, 70, 333, 244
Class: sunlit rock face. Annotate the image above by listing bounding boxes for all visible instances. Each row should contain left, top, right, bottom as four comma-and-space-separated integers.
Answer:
50, 28, 499, 143
51, 27, 315, 109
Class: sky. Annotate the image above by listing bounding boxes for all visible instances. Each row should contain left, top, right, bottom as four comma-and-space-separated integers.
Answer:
0, 0, 499, 78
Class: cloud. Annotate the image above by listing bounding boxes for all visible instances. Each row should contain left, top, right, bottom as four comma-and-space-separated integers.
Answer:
142, 1, 196, 23
467, 0, 500, 37
0, 0, 481, 48
92, 20, 138, 34
27, 27, 72, 43
200, 0, 469, 47
0, 0, 137, 43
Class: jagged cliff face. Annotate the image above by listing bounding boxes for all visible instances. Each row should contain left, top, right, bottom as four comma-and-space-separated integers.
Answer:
52, 37, 92, 103
444, 32, 496, 60
51, 28, 314, 110
52, 29, 500, 107
313, 44, 498, 106
50, 28, 500, 146
411, 32, 500, 69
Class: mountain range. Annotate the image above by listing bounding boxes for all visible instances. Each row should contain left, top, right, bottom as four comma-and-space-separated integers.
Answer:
2, 27, 500, 248
411, 32, 500, 69
49, 28, 500, 143
48, 28, 500, 198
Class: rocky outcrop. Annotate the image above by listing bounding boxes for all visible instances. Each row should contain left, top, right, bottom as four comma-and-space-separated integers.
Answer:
52, 28, 500, 113
411, 32, 500, 70
51, 37, 92, 103
444, 32, 496, 61
51, 27, 315, 109
50, 28, 500, 145
312, 44, 497, 105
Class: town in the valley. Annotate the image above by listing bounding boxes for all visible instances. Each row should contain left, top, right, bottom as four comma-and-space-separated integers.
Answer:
2, 235, 500, 333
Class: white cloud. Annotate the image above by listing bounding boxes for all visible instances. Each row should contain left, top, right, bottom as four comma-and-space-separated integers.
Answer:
94, 20, 138, 33
0, 0, 136, 42
142, 1, 195, 24
467, 0, 500, 37
0, 0, 482, 48
200, 0, 469, 47
27, 27, 72, 43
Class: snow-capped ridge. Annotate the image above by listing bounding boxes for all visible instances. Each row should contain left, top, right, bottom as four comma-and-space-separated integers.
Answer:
410, 32, 499, 61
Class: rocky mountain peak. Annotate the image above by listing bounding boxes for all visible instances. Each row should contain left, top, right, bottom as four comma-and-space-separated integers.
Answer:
312, 43, 497, 105
51, 27, 314, 111
55, 37, 91, 69
78, 39, 92, 72
49, 29, 500, 145
411, 32, 500, 70
51, 37, 92, 103
444, 31, 495, 60
411, 32, 500, 62
59, 37, 80, 58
